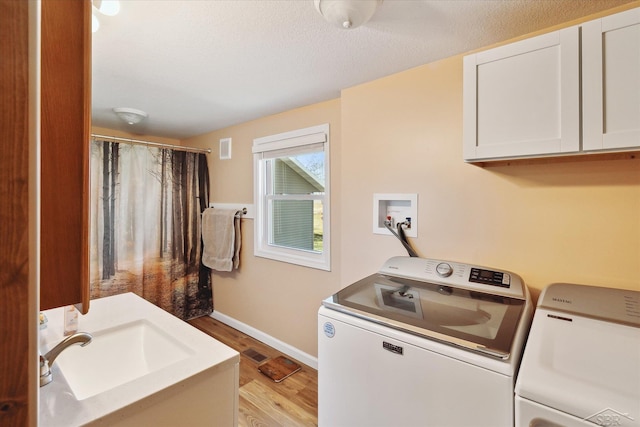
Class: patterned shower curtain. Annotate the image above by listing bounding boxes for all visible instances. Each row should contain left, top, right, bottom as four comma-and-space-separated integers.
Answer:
89, 139, 212, 320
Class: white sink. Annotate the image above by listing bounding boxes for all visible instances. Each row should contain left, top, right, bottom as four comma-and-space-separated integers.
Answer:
56, 319, 193, 400
39, 293, 239, 426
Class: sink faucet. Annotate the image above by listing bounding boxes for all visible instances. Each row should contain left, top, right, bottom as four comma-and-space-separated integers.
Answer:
40, 332, 92, 387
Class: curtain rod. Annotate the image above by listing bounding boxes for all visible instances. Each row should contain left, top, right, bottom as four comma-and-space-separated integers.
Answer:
91, 133, 211, 154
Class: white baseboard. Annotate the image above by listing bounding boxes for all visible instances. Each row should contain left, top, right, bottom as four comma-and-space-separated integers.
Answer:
209, 311, 318, 370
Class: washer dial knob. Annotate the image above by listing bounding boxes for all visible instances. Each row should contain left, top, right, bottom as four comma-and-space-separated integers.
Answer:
436, 262, 453, 277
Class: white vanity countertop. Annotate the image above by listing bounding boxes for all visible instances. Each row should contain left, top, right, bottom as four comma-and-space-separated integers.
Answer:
39, 292, 239, 426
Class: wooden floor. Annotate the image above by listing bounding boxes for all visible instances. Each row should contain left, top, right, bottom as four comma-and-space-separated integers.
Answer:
188, 316, 318, 427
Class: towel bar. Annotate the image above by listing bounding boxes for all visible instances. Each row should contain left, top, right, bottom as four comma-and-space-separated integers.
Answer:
208, 203, 254, 219
204, 206, 247, 218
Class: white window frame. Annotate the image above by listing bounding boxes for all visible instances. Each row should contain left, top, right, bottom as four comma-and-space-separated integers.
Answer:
253, 124, 330, 271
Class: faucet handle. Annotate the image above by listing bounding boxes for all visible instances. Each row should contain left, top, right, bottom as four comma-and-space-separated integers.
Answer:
40, 355, 52, 386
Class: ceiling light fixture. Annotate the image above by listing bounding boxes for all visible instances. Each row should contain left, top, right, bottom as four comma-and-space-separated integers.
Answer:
113, 107, 148, 125
314, 0, 383, 30
92, 0, 120, 33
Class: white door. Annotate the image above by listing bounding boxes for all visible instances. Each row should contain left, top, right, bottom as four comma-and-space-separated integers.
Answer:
463, 27, 580, 161
583, 8, 640, 151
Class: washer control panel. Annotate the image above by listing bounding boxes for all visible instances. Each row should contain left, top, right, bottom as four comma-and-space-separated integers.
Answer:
469, 268, 510, 288
379, 256, 526, 300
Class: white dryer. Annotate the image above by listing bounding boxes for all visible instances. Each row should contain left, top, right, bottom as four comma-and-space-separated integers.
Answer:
515, 283, 640, 427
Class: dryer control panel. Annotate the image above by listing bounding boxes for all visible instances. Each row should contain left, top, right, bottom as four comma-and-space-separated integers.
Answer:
539, 283, 640, 327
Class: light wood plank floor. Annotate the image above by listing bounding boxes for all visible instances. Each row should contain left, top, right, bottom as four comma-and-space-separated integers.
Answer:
188, 316, 318, 427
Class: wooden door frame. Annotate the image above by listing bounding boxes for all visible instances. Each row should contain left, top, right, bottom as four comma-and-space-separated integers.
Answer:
0, 1, 39, 425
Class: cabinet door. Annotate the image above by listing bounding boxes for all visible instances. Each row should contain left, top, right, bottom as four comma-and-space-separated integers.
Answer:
583, 8, 640, 151
463, 27, 580, 161
41, 0, 91, 313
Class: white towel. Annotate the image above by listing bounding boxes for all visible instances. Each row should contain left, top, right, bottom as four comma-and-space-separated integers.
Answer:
201, 208, 242, 272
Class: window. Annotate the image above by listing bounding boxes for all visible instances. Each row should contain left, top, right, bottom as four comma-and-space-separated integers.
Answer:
253, 124, 330, 270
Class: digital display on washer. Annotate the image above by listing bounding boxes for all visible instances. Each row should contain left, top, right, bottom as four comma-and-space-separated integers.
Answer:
469, 268, 510, 288
324, 273, 525, 358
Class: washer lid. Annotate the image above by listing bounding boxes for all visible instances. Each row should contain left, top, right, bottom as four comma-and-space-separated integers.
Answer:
323, 272, 526, 359
516, 285, 640, 427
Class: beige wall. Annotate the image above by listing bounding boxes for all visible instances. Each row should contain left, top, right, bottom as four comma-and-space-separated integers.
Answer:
130, 4, 639, 359
184, 100, 341, 357
341, 55, 639, 305
185, 4, 638, 358
340, 2, 640, 303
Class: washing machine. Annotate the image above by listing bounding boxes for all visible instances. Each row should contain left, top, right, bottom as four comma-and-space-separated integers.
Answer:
318, 256, 533, 427
515, 283, 640, 427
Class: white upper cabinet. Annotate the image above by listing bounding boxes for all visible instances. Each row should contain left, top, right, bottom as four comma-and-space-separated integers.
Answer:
463, 7, 640, 162
463, 27, 580, 161
583, 8, 640, 151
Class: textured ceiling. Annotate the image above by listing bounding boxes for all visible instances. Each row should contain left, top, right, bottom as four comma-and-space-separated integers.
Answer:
91, 0, 635, 139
